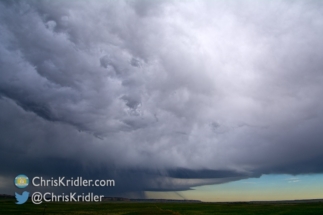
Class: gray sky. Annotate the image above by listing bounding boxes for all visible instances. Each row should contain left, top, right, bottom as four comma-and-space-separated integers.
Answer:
1, 0, 323, 198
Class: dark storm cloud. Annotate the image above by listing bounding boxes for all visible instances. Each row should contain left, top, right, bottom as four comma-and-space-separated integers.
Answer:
1, 0, 323, 196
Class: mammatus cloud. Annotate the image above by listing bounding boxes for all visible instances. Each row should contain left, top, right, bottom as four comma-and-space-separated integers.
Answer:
1, 0, 323, 197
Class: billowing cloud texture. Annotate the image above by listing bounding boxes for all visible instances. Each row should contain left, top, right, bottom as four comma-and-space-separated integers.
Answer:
1, 0, 323, 197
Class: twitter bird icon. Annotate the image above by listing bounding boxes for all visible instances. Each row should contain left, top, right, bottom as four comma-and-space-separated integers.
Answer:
15, 191, 29, 204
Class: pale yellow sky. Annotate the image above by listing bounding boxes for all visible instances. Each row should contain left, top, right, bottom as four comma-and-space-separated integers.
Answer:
146, 174, 323, 202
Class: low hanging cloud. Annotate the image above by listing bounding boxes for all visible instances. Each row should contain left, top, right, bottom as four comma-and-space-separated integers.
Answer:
1, 0, 323, 197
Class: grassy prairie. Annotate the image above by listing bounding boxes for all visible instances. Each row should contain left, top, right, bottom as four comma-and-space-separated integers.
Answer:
1, 199, 323, 215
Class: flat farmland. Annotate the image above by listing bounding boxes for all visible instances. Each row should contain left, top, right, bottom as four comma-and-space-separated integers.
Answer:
1, 199, 323, 215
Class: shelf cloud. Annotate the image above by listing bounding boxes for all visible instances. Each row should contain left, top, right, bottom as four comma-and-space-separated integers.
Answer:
1, 0, 323, 197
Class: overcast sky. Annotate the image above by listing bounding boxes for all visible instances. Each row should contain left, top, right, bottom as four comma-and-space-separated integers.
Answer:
1, 0, 323, 199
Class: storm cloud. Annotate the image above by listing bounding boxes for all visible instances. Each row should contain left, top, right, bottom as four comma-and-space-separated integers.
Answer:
1, 0, 323, 197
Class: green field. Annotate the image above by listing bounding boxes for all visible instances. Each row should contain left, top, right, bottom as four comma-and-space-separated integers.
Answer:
1, 199, 323, 215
